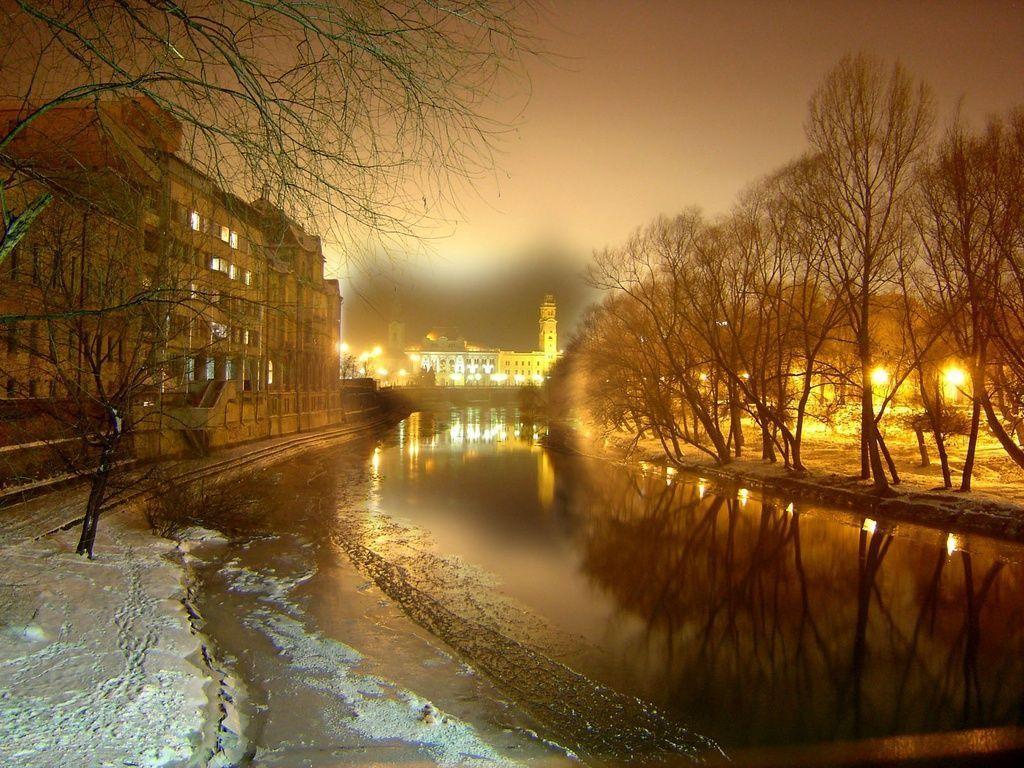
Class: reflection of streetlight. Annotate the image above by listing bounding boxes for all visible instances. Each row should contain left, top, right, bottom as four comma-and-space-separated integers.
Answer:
946, 532, 959, 556
870, 367, 890, 388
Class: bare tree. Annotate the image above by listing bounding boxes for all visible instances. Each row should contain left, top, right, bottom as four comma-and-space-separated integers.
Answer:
0, 0, 538, 260
806, 54, 933, 491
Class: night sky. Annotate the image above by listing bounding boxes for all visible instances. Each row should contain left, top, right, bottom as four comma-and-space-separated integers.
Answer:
334, 0, 1024, 353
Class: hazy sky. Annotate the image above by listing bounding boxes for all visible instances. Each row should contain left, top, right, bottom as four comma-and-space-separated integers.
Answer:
338, 0, 1024, 352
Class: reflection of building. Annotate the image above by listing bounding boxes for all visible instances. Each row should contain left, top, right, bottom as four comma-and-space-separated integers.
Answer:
408, 295, 561, 386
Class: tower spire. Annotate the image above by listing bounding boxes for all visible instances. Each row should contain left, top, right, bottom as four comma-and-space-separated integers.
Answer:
539, 294, 557, 357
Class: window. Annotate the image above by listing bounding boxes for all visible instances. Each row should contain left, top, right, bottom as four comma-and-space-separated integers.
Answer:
190, 210, 201, 231
228, 263, 238, 280
220, 225, 230, 243
144, 228, 159, 253
229, 231, 239, 249
243, 329, 250, 345
267, 359, 275, 385
210, 257, 230, 274
242, 269, 252, 286
211, 322, 228, 340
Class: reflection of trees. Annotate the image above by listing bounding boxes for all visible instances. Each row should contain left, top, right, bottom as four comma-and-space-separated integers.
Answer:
568, 458, 1024, 747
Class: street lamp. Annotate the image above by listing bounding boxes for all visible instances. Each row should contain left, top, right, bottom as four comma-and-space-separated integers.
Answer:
942, 365, 967, 402
870, 366, 890, 388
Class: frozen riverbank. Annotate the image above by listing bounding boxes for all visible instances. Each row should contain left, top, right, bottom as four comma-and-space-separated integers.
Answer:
186, 442, 576, 767
0, 511, 244, 768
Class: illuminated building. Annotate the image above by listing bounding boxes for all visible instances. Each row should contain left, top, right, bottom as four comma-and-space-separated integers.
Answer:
0, 95, 349, 463
407, 294, 561, 386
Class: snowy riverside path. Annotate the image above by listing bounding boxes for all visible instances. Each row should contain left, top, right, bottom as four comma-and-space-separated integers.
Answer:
0, 417, 418, 768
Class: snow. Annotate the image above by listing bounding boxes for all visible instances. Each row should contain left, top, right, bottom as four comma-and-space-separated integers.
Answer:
252, 610, 522, 768
215, 550, 536, 767
0, 513, 231, 768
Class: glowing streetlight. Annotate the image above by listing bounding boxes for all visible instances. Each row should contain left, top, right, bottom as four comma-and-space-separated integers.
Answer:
372, 345, 382, 357
339, 341, 350, 354
943, 366, 967, 388
870, 367, 890, 388
376, 367, 388, 377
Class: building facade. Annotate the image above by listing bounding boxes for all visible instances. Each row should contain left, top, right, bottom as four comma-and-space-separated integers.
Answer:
0, 96, 351, 468
406, 295, 561, 386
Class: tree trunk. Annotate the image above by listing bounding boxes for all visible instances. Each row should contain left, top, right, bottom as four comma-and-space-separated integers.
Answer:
980, 392, 1024, 469
914, 423, 929, 467
960, 395, 981, 492
862, 362, 889, 491
76, 449, 112, 558
877, 432, 900, 484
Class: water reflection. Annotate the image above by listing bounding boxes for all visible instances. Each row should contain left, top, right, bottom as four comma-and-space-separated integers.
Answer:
555, 450, 1024, 748
373, 408, 1024, 750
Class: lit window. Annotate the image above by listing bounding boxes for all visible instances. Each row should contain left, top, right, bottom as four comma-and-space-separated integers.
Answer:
228, 263, 238, 280
243, 329, 250, 345
190, 210, 201, 231
229, 231, 238, 249
243, 269, 252, 286
211, 322, 228, 340
220, 225, 230, 242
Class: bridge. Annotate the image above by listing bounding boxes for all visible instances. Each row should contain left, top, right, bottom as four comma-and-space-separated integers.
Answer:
381, 384, 538, 410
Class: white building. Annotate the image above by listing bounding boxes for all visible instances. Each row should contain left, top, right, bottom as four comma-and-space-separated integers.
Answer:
408, 295, 560, 386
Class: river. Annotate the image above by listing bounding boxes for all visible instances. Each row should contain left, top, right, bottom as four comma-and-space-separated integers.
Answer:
188, 406, 1024, 765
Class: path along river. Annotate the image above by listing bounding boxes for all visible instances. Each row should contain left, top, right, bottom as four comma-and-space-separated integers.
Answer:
188, 407, 1024, 766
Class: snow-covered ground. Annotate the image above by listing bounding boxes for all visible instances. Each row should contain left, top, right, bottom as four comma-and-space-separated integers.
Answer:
0, 512, 239, 768
0, 505, 569, 767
